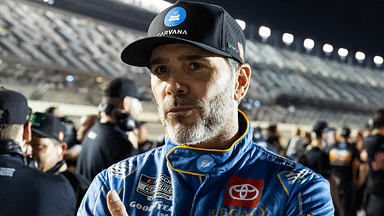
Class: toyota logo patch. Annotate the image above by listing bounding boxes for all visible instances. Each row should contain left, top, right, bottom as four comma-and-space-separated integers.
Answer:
224, 175, 264, 208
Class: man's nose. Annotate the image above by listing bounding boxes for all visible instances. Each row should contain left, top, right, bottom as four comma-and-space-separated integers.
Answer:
165, 73, 189, 96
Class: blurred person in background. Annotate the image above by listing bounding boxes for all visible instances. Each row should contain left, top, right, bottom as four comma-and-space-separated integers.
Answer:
28, 112, 90, 211
266, 124, 285, 156
300, 121, 343, 215
302, 131, 312, 148
79, 1, 334, 215
361, 108, 384, 216
322, 127, 339, 150
45, 106, 62, 117
0, 88, 76, 216
45, 106, 78, 150
324, 127, 360, 216
77, 77, 147, 181
253, 126, 278, 153
286, 127, 303, 161
354, 131, 369, 215
64, 114, 98, 171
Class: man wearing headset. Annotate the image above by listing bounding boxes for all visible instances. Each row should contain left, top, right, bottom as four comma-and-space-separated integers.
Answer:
28, 112, 91, 211
76, 77, 146, 181
0, 87, 76, 216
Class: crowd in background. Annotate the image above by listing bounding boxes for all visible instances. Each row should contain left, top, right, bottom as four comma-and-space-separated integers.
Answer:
253, 112, 384, 216
1, 80, 383, 216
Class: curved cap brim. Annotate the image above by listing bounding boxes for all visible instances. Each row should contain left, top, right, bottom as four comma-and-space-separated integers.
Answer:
121, 36, 232, 67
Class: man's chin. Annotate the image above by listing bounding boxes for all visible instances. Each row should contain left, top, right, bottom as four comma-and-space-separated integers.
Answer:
166, 126, 203, 145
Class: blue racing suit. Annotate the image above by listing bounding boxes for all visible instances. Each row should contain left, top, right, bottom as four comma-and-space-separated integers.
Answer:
78, 111, 334, 216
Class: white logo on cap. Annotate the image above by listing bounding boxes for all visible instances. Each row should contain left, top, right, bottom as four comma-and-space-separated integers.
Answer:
169, 12, 180, 22
164, 7, 187, 27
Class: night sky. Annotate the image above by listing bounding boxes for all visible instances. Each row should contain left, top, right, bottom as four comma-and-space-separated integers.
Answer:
166, 0, 384, 59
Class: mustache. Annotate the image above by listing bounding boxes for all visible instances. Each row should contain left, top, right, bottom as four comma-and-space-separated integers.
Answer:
159, 96, 203, 112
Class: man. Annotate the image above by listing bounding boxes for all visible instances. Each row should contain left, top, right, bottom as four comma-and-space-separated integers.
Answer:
28, 112, 91, 210
64, 114, 98, 170
0, 87, 76, 216
78, 1, 334, 215
362, 108, 384, 216
76, 77, 145, 181
324, 127, 360, 216
286, 127, 303, 161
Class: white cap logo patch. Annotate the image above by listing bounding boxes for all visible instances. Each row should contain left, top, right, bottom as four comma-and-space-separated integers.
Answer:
164, 7, 187, 27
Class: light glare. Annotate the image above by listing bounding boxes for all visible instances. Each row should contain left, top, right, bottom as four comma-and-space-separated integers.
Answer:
66, 75, 74, 82
323, 44, 333, 53
338, 48, 348, 57
355, 51, 365, 61
235, 19, 246, 30
282, 33, 294, 45
374, 56, 383, 65
259, 26, 271, 38
303, 38, 315, 49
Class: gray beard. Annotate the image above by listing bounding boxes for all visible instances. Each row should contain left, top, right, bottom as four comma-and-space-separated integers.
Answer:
158, 88, 234, 146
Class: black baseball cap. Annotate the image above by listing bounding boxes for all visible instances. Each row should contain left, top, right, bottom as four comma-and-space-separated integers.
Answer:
312, 121, 328, 137
0, 87, 31, 124
30, 112, 65, 142
121, 1, 246, 67
340, 127, 351, 137
108, 77, 149, 101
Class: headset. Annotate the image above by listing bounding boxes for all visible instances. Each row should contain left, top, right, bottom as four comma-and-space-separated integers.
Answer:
24, 155, 38, 169
98, 103, 136, 131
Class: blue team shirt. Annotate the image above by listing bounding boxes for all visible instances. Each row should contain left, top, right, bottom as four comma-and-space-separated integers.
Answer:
78, 111, 334, 216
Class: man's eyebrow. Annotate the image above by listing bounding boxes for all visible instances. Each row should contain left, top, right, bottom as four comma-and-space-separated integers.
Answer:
149, 54, 208, 66
149, 58, 167, 67
178, 55, 205, 61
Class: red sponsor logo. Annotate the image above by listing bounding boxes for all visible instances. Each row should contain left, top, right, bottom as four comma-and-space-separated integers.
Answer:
224, 175, 263, 208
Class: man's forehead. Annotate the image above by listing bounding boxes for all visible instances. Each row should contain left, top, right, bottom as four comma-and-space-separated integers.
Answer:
31, 134, 52, 143
150, 43, 225, 62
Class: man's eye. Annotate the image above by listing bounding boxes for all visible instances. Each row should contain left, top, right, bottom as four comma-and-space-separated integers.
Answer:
190, 62, 203, 69
153, 66, 168, 75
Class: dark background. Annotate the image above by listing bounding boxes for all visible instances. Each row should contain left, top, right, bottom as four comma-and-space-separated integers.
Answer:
166, 0, 384, 59
33, 0, 384, 61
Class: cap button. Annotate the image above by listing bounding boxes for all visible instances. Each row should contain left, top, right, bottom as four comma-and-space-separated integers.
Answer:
197, 155, 215, 173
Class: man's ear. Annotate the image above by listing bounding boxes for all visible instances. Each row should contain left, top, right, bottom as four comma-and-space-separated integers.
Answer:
58, 131, 65, 142
57, 142, 67, 155
234, 63, 251, 102
23, 122, 32, 143
122, 96, 131, 112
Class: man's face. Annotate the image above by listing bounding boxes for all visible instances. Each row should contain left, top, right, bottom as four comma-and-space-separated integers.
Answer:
28, 135, 63, 172
149, 43, 237, 146
77, 116, 95, 143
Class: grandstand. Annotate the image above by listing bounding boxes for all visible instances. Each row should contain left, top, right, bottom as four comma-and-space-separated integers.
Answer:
0, 0, 382, 141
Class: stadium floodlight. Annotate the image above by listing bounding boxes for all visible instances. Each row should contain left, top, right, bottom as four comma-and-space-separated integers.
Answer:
259, 26, 271, 42
323, 43, 333, 55
303, 38, 315, 53
373, 56, 383, 67
338, 48, 348, 60
282, 33, 294, 46
66, 75, 74, 82
96, 77, 103, 83
43, 0, 54, 4
355, 51, 365, 62
235, 19, 246, 31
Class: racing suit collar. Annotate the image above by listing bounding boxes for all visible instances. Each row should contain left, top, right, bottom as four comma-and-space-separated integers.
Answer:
165, 110, 253, 176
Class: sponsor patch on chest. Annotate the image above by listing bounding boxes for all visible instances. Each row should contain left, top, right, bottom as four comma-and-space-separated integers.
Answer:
224, 175, 264, 208
136, 174, 173, 201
